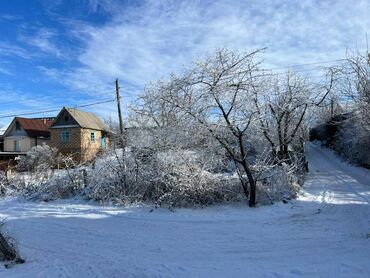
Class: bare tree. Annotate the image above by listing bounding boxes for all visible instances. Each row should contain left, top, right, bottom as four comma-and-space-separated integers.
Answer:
323, 49, 370, 166
253, 73, 310, 162
150, 49, 265, 207
254, 69, 337, 163
341, 50, 370, 126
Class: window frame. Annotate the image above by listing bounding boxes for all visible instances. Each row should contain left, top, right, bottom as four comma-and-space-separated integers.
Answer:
61, 130, 70, 143
90, 132, 96, 142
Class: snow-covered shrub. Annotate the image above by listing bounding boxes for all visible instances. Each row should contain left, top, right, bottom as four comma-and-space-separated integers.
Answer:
151, 152, 242, 207
17, 144, 58, 172
4, 152, 85, 201
25, 154, 86, 201
84, 148, 242, 207
256, 165, 301, 205
30, 168, 86, 201
333, 116, 370, 167
2, 142, 301, 207
0, 220, 24, 267
0, 172, 8, 196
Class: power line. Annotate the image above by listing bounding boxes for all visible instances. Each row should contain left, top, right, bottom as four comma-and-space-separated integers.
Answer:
73, 98, 116, 108
0, 98, 116, 119
266, 58, 346, 71
0, 109, 60, 119
264, 66, 330, 74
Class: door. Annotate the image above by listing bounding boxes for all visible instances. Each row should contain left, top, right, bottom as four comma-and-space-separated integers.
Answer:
101, 134, 106, 148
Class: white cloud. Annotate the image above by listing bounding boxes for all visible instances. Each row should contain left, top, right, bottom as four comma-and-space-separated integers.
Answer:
0, 41, 31, 59
0, 14, 22, 21
37, 0, 370, 121
65, 0, 370, 83
0, 87, 61, 127
0, 66, 11, 75
20, 28, 62, 58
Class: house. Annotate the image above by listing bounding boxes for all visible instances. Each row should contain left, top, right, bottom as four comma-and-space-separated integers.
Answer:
49, 107, 110, 162
1, 117, 54, 153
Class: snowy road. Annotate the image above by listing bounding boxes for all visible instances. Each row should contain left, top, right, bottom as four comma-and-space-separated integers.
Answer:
0, 143, 369, 277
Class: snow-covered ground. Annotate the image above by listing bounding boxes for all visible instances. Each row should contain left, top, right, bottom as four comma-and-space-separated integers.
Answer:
0, 143, 369, 277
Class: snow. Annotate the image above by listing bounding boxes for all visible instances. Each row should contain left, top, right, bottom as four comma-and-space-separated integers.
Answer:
0, 143, 369, 277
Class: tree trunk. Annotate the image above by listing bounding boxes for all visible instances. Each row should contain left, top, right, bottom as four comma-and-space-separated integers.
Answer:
249, 179, 256, 207
240, 160, 256, 207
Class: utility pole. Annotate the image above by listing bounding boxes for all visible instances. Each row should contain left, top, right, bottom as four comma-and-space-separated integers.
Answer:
115, 78, 124, 135
115, 79, 127, 186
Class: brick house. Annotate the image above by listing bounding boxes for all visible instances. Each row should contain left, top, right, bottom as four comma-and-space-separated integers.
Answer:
1, 117, 54, 152
49, 107, 110, 162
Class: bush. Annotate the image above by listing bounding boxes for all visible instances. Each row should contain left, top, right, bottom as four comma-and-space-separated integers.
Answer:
334, 118, 370, 167
17, 144, 58, 172
0, 220, 24, 267
0, 172, 8, 196
84, 148, 243, 207
29, 168, 87, 201
256, 165, 301, 205
2, 143, 302, 208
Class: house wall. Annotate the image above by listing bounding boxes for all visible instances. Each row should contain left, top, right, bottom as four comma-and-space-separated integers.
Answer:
50, 127, 82, 160
4, 136, 35, 152
80, 129, 103, 162
50, 127, 110, 163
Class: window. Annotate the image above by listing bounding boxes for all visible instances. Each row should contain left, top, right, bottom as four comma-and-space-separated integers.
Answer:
61, 130, 70, 143
15, 122, 21, 130
90, 132, 96, 142
64, 116, 69, 122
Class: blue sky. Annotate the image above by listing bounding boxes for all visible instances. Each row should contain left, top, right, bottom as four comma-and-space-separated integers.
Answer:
0, 0, 369, 128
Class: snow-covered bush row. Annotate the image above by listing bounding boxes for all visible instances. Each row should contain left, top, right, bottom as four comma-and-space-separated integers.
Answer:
2, 145, 85, 201
332, 115, 370, 167
86, 149, 244, 207
323, 49, 370, 167
3, 143, 300, 207
4, 147, 243, 206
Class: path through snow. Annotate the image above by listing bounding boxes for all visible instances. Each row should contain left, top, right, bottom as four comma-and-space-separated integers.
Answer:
0, 143, 369, 277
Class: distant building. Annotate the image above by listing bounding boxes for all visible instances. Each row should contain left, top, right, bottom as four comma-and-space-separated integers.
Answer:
49, 107, 110, 162
1, 117, 54, 153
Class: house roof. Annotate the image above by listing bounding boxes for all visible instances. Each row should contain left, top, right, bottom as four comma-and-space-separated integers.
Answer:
4, 117, 55, 138
51, 107, 110, 132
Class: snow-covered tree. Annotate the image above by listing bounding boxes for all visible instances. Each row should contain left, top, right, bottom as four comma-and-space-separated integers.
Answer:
254, 68, 337, 163
134, 49, 266, 207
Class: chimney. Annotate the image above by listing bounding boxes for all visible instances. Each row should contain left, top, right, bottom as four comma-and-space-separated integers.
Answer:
43, 118, 46, 125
